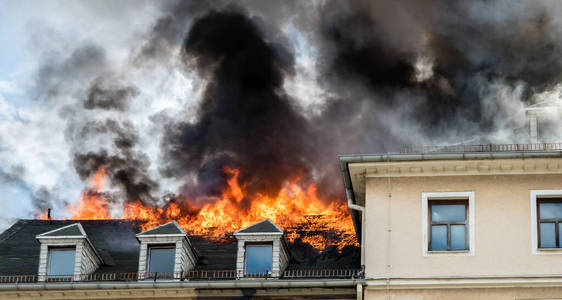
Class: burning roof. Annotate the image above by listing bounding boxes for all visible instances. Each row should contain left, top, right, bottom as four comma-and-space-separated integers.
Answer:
38, 166, 358, 251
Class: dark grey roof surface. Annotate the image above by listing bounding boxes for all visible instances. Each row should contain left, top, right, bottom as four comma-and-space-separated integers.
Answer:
138, 222, 183, 235
0, 220, 360, 275
39, 223, 83, 237
237, 219, 281, 233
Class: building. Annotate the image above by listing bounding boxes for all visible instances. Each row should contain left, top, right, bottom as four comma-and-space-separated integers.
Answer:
4, 143, 562, 299
340, 144, 562, 299
0, 219, 361, 299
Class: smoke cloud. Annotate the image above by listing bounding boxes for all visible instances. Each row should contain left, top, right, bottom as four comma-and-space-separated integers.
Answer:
2, 0, 562, 220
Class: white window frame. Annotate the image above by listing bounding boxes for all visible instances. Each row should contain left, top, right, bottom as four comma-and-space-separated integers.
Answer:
422, 192, 475, 256
244, 243, 273, 273
530, 189, 562, 255
147, 244, 177, 275
46, 246, 76, 277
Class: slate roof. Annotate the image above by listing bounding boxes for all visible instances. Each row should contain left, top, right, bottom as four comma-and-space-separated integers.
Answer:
235, 219, 282, 234
0, 219, 360, 275
137, 221, 183, 236
37, 223, 84, 237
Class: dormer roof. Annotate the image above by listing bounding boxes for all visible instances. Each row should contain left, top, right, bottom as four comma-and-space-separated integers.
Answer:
234, 219, 283, 235
136, 221, 185, 237
36, 223, 86, 239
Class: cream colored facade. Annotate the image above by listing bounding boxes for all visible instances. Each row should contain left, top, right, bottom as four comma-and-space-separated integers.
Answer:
344, 153, 562, 299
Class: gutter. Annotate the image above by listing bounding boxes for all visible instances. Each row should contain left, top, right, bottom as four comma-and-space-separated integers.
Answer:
339, 151, 562, 164
0, 279, 363, 291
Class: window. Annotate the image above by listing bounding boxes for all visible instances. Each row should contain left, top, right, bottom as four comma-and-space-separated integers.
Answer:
245, 244, 272, 273
147, 245, 175, 278
422, 192, 474, 256
47, 247, 76, 277
429, 200, 468, 251
537, 198, 562, 248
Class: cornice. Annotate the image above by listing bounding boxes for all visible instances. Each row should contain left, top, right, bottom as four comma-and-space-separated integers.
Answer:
355, 158, 562, 178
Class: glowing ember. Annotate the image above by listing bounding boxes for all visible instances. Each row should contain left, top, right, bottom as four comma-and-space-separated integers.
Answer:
38, 166, 358, 251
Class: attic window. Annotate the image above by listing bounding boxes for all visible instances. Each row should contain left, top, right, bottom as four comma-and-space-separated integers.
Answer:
47, 247, 76, 278
245, 244, 272, 273
147, 245, 175, 278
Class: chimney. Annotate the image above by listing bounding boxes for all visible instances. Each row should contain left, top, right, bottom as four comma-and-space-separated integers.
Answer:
47, 208, 51, 220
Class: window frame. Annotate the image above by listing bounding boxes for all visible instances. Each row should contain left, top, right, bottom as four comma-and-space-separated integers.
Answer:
244, 242, 273, 274
422, 192, 475, 256
146, 244, 176, 278
530, 190, 562, 254
537, 198, 562, 249
46, 246, 76, 278
428, 199, 469, 251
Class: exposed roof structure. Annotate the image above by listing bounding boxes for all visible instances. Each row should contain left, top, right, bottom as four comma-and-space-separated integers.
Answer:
0, 219, 360, 276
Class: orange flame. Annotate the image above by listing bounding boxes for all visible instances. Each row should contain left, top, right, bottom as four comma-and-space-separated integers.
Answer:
38, 166, 358, 251
69, 167, 110, 219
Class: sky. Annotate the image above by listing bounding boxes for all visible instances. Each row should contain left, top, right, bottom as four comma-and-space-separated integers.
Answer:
1, 0, 562, 231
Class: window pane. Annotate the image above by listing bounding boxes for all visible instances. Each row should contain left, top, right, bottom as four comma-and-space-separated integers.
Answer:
450, 225, 466, 250
431, 204, 466, 222
540, 223, 556, 248
245, 245, 272, 271
431, 225, 447, 251
539, 202, 562, 219
48, 249, 76, 276
148, 248, 175, 274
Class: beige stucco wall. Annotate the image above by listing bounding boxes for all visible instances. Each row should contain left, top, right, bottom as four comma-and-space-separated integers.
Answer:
365, 286, 562, 300
364, 173, 562, 278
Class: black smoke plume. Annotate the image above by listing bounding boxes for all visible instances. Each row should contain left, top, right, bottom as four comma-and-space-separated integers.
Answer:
17, 0, 562, 218
161, 7, 315, 199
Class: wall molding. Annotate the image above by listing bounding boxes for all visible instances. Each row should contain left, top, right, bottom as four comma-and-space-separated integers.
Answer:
356, 158, 562, 178
365, 276, 562, 290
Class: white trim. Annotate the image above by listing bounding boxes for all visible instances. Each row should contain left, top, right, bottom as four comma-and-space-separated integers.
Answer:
421, 192, 475, 256
136, 234, 187, 238
233, 232, 284, 236
530, 189, 562, 255
233, 219, 283, 235
36, 223, 87, 238
36, 236, 87, 239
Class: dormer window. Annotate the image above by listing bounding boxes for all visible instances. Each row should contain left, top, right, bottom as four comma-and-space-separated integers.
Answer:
36, 223, 102, 281
147, 245, 175, 278
47, 247, 76, 278
245, 244, 273, 274
234, 219, 290, 278
136, 221, 197, 281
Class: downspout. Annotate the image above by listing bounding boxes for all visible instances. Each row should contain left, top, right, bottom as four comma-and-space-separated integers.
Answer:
347, 195, 365, 268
